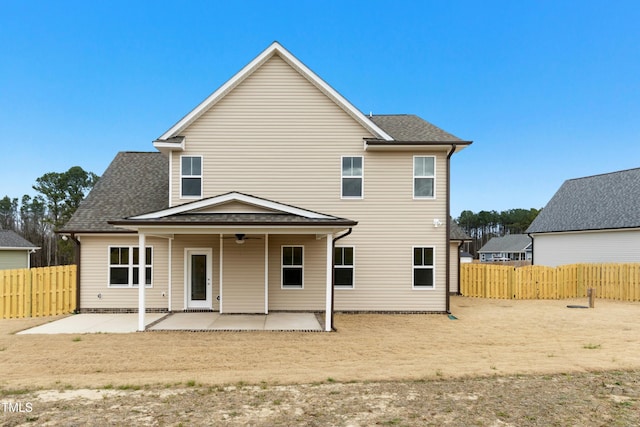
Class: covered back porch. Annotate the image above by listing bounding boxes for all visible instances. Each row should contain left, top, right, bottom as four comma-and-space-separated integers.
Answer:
109, 192, 357, 332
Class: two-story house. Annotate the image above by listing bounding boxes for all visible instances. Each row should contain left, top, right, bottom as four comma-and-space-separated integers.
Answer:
60, 42, 471, 331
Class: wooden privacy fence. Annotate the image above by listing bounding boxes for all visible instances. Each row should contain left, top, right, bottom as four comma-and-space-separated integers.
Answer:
0, 265, 77, 319
461, 263, 640, 301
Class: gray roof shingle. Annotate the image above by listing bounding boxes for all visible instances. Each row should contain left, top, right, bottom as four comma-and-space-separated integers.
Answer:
60, 152, 169, 233
110, 213, 357, 227
527, 168, 640, 233
478, 235, 532, 253
450, 219, 471, 241
0, 230, 38, 249
369, 114, 464, 142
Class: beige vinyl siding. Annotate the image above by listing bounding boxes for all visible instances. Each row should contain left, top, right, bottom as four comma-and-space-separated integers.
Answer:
268, 235, 327, 311
197, 201, 277, 214
221, 237, 264, 313
163, 53, 450, 312
78, 235, 169, 310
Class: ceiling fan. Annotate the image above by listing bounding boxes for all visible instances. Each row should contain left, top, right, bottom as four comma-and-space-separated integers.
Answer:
222, 233, 262, 244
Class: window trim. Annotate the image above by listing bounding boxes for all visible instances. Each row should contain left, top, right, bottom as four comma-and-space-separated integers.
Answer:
341, 155, 364, 199
334, 245, 355, 289
180, 155, 203, 199
108, 245, 153, 288
412, 246, 435, 290
413, 155, 436, 199
281, 245, 304, 289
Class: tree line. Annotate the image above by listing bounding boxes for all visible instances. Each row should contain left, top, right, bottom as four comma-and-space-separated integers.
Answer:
455, 208, 541, 256
0, 166, 98, 267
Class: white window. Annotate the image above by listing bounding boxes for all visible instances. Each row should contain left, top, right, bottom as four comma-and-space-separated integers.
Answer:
413, 247, 434, 289
181, 156, 202, 198
281, 246, 303, 288
109, 246, 153, 287
341, 156, 363, 198
334, 246, 354, 288
414, 156, 435, 198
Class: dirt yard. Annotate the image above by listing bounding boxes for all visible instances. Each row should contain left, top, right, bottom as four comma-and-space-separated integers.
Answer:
1, 296, 639, 425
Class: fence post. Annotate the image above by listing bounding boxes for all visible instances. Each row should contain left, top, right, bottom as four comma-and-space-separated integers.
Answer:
588, 288, 595, 308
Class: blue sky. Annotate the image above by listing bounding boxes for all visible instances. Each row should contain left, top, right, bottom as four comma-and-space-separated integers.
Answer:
1, 1, 639, 218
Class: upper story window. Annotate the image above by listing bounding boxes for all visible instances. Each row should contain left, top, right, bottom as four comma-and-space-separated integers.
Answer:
181, 156, 202, 198
414, 156, 435, 199
341, 156, 363, 198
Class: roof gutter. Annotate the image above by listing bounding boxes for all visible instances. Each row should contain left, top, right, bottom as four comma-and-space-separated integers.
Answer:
446, 144, 457, 313
331, 228, 352, 331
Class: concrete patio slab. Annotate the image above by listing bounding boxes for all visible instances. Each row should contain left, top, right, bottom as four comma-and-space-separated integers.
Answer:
17, 312, 323, 334
17, 313, 166, 335
149, 312, 322, 331
148, 312, 221, 330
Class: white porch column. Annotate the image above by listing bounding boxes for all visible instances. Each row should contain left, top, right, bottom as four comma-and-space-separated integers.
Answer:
137, 232, 146, 331
264, 233, 269, 314
325, 232, 333, 331
219, 234, 224, 314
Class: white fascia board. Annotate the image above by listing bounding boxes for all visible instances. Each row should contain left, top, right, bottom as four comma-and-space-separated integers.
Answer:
272, 44, 394, 141
130, 192, 334, 220
124, 225, 350, 235
0, 247, 38, 251
153, 139, 185, 153
157, 42, 393, 141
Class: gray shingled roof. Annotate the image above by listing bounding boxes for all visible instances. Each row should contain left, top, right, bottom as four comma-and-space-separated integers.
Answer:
450, 219, 471, 241
110, 213, 357, 227
478, 235, 532, 253
369, 114, 464, 142
527, 168, 640, 233
60, 152, 169, 233
0, 230, 38, 249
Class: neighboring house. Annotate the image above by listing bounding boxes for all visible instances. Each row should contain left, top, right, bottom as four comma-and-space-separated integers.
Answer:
0, 230, 39, 270
460, 252, 473, 264
527, 168, 640, 267
59, 42, 471, 330
478, 234, 532, 262
449, 220, 471, 294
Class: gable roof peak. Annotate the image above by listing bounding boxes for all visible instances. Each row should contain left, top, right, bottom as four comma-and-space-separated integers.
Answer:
129, 191, 337, 221
154, 42, 393, 144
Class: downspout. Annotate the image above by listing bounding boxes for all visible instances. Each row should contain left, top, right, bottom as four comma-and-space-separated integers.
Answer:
446, 144, 457, 313
457, 240, 464, 295
331, 228, 352, 331
68, 233, 81, 314
527, 233, 534, 265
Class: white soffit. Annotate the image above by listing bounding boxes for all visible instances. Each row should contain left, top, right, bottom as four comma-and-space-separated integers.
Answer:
156, 42, 393, 141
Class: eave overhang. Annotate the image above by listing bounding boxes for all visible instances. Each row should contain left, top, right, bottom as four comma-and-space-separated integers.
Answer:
364, 139, 473, 152
528, 226, 640, 236
107, 219, 358, 236
152, 136, 185, 154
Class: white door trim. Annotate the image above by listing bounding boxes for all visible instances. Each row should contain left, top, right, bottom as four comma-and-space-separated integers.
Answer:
185, 248, 213, 309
